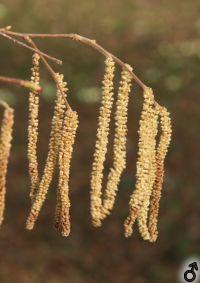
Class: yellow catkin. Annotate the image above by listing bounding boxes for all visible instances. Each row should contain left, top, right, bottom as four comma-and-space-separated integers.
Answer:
148, 105, 172, 242
0, 101, 14, 226
137, 104, 158, 241
54, 109, 78, 237
124, 87, 155, 238
90, 56, 115, 227
28, 53, 40, 201
100, 66, 132, 221
26, 73, 67, 230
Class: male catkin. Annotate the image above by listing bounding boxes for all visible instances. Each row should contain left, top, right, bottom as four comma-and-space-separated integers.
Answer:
124, 87, 156, 238
148, 105, 172, 242
137, 104, 158, 241
90, 56, 115, 227
28, 53, 40, 201
54, 109, 78, 237
0, 101, 14, 227
26, 73, 67, 230
100, 66, 132, 221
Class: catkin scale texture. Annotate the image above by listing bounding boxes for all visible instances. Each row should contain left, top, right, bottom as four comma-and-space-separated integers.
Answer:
0, 103, 14, 227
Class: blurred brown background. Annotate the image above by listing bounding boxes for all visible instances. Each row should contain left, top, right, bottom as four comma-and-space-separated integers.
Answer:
0, 0, 199, 282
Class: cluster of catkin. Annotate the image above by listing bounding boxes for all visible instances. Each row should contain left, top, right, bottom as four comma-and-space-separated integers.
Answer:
0, 101, 14, 227
90, 57, 171, 241
90, 57, 132, 227
124, 88, 172, 241
0, 48, 172, 241
26, 54, 78, 236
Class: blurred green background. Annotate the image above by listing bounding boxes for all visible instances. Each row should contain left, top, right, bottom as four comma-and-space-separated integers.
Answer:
0, 0, 199, 282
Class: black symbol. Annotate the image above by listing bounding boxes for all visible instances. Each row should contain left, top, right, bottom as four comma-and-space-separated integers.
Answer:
184, 262, 198, 282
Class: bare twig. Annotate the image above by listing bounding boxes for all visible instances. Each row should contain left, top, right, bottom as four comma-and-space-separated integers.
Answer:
0, 28, 161, 107
0, 31, 62, 65
0, 75, 41, 92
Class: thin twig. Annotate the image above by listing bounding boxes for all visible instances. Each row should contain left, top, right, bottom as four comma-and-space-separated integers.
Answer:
1, 29, 147, 90
0, 75, 41, 92
0, 31, 62, 65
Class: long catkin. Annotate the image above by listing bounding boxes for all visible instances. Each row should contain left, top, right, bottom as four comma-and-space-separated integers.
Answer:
124, 87, 155, 238
148, 105, 172, 242
137, 104, 158, 241
54, 109, 78, 237
90, 56, 115, 227
100, 66, 132, 221
0, 102, 14, 227
26, 73, 67, 230
27, 53, 40, 201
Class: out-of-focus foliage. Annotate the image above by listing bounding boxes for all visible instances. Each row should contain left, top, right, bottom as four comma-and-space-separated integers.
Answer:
0, 0, 199, 283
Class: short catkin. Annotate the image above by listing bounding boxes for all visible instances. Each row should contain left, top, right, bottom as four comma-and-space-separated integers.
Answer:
0, 101, 14, 227
27, 53, 40, 201
54, 109, 78, 237
26, 73, 67, 230
100, 65, 132, 221
90, 56, 115, 227
148, 105, 172, 242
124, 87, 156, 238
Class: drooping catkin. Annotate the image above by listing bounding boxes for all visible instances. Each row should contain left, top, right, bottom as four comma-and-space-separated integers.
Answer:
26, 73, 67, 230
124, 87, 155, 238
90, 56, 115, 227
100, 66, 132, 221
148, 105, 172, 242
137, 104, 159, 241
54, 109, 78, 237
0, 101, 14, 227
27, 53, 40, 201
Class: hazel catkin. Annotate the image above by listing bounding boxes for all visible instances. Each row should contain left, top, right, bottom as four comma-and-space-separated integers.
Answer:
148, 105, 172, 242
124, 87, 156, 238
26, 73, 67, 230
0, 101, 14, 227
100, 65, 132, 221
54, 109, 78, 237
90, 56, 115, 227
137, 104, 159, 241
27, 53, 40, 201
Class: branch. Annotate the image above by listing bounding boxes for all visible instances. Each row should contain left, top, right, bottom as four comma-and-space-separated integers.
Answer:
0, 28, 147, 90
0, 75, 41, 92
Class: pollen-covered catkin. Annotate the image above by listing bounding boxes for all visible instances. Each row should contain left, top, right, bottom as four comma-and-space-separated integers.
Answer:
100, 65, 132, 221
28, 53, 40, 201
0, 102, 14, 227
137, 104, 158, 241
26, 73, 67, 230
148, 105, 172, 242
90, 56, 115, 227
124, 87, 155, 238
54, 109, 78, 237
